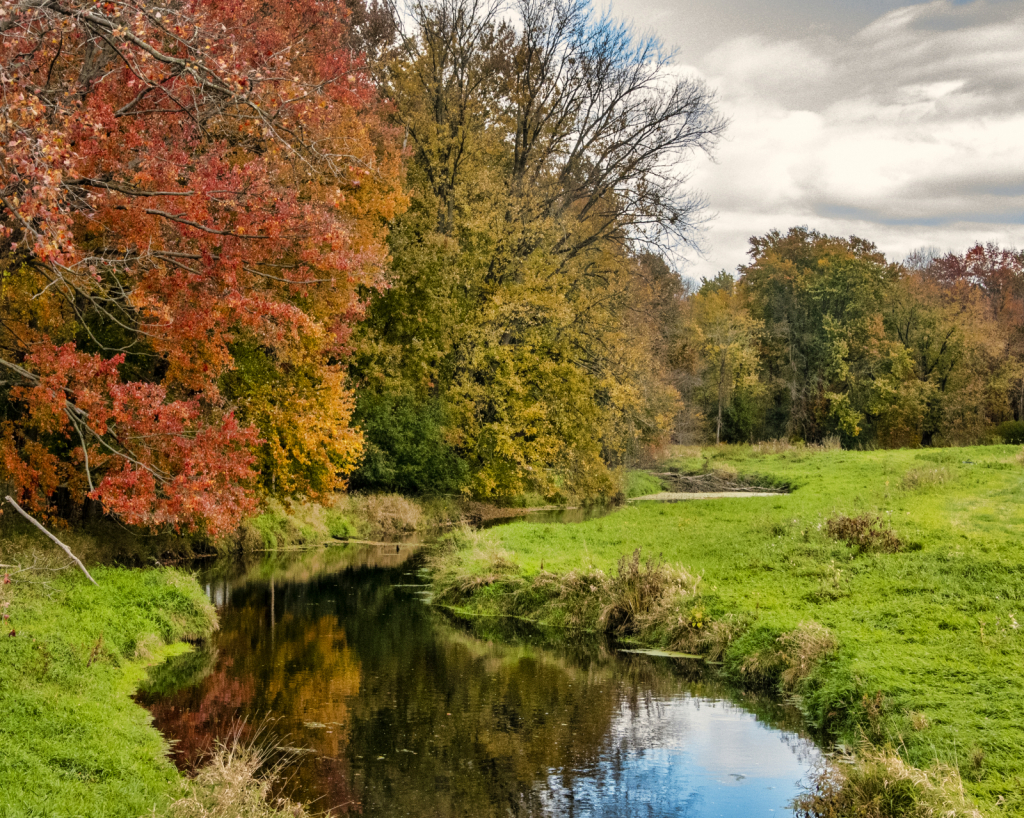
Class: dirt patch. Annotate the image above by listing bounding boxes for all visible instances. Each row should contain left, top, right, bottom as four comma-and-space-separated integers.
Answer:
647, 470, 792, 494
629, 491, 783, 502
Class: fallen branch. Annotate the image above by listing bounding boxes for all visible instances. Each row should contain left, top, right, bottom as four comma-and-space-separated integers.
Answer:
4, 496, 98, 586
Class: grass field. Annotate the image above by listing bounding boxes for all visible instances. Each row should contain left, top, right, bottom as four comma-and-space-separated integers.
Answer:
431, 443, 1024, 816
0, 549, 217, 818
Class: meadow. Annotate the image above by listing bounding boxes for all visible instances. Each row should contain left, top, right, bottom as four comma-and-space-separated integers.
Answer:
431, 443, 1024, 816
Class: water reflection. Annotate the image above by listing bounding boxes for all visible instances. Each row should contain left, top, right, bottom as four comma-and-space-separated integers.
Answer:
138, 545, 819, 816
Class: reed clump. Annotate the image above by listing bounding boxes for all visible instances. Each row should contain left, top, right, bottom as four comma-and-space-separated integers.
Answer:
598, 549, 674, 635
167, 742, 310, 818
794, 748, 983, 818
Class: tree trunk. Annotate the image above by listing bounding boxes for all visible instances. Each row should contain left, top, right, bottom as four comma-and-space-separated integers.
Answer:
717, 353, 727, 444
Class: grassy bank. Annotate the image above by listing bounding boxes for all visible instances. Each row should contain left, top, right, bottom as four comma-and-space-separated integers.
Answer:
0, 536, 219, 818
430, 443, 1024, 816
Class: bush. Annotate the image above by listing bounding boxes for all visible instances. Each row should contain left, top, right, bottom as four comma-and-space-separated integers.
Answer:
826, 514, 904, 554
351, 391, 470, 495
995, 420, 1024, 444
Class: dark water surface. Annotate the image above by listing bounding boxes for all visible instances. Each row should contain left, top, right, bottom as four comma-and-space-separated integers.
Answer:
138, 542, 821, 817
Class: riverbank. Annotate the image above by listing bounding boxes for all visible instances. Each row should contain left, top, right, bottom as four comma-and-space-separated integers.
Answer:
430, 443, 1024, 816
0, 538, 214, 817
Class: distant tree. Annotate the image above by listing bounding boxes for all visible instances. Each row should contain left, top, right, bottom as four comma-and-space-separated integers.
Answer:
685, 287, 762, 444
740, 228, 900, 443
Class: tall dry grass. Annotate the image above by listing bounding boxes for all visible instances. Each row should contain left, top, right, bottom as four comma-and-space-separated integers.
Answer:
794, 747, 983, 818
166, 740, 311, 818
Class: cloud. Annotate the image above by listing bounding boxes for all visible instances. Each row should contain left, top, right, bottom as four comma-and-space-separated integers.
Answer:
669, 0, 1024, 279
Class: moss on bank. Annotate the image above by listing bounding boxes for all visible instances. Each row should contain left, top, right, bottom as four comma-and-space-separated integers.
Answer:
0, 546, 216, 818
429, 444, 1024, 816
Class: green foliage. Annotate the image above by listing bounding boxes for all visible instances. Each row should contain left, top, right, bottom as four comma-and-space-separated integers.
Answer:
351, 390, 470, 495
0, 557, 216, 818
995, 420, 1024, 444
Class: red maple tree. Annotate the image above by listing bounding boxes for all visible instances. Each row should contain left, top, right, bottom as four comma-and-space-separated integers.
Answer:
1, 0, 405, 533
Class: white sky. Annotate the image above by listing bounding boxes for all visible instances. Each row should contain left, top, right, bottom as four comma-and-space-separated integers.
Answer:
607, 0, 1024, 281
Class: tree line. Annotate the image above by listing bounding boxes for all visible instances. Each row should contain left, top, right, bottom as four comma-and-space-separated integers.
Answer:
676, 233, 1024, 449
1, 0, 1019, 533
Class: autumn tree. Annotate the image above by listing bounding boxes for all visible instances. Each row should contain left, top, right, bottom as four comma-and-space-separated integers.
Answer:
0, 0, 405, 532
675, 275, 762, 444
352, 0, 722, 498
739, 228, 901, 444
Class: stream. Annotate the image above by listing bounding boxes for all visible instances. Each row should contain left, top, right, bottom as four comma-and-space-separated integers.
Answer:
138, 520, 822, 817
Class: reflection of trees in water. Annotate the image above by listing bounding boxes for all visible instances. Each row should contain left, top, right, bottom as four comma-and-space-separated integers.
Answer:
138, 583, 361, 811
140, 559, 815, 817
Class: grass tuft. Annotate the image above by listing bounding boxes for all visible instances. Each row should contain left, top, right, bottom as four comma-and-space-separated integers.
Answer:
794, 747, 983, 818
825, 513, 904, 554
167, 739, 310, 818
598, 548, 672, 635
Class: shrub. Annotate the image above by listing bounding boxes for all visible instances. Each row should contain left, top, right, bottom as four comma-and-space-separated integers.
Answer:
598, 549, 672, 635
995, 420, 1024, 444
351, 391, 470, 495
826, 513, 904, 554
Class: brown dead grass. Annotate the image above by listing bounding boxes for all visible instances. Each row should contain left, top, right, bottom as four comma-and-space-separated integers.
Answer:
825, 514, 904, 554
794, 747, 982, 818
166, 740, 310, 818
345, 493, 421, 537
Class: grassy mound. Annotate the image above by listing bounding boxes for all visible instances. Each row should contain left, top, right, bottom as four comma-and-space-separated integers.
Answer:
0, 543, 217, 818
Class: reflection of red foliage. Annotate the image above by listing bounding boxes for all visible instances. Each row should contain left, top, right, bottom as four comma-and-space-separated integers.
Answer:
142, 602, 360, 811
144, 664, 256, 770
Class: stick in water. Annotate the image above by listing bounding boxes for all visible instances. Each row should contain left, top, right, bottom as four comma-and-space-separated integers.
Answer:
4, 495, 98, 586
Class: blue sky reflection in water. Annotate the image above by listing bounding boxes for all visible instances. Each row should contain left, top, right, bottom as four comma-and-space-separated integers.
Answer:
138, 545, 819, 817
539, 696, 817, 817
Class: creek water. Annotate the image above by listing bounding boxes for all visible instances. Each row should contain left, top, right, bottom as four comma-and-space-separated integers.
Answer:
138, 530, 822, 817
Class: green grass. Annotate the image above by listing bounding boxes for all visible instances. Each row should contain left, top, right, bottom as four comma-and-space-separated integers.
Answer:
432, 444, 1024, 815
623, 469, 665, 498
0, 555, 217, 818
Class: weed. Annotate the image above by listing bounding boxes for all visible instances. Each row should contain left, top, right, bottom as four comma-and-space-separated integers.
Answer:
908, 711, 930, 731
598, 549, 671, 635
825, 514, 904, 554
794, 747, 982, 818
900, 467, 949, 491
166, 741, 310, 818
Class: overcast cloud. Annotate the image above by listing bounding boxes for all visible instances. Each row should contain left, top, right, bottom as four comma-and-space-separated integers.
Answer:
610, 0, 1024, 280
